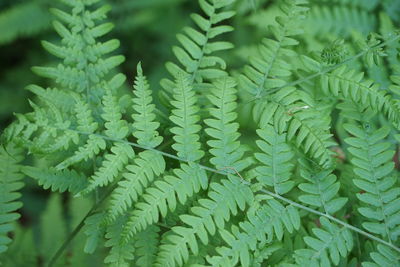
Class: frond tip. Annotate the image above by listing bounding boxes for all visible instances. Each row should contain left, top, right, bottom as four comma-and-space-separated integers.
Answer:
132, 63, 163, 148
205, 77, 247, 171
161, 0, 235, 92
170, 73, 204, 161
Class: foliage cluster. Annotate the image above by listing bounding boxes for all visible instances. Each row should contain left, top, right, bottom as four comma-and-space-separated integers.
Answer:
1, 0, 400, 266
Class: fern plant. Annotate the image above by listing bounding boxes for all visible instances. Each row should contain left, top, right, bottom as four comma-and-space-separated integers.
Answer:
1, 0, 400, 266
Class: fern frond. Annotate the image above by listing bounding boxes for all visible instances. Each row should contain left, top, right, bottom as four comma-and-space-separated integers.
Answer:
239, 0, 308, 98
155, 175, 253, 267
294, 217, 353, 266
298, 160, 347, 214
255, 124, 295, 195
74, 96, 99, 134
161, 0, 235, 92
34, 1, 125, 100
104, 215, 135, 267
26, 85, 77, 113
170, 74, 204, 161
255, 87, 335, 167
363, 244, 400, 266
10, 100, 74, 155
83, 212, 108, 254
108, 150, 165, 218
321, 65, 400, 129
101, 75, 129, 139
22, 166, 88, 195
55, 134, 106, 170
123, 162, 208, 239
82, 143, 135, 195
337, 100, 375, 123
134, 225, 160, 267
9, 96, 79, 154
205, 77, 247, 171
206, 199, 300, 267
0, 144, 24, 254
344, 124, 400, 241
285, 105, 336, 167
132, 63, 163, 148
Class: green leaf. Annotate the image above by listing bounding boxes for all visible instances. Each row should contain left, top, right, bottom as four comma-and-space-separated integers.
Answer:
0, 144, 24, 254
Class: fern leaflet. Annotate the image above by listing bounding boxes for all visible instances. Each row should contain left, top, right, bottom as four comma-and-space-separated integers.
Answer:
255, 124, 295, 195
0, 144, 24, 254
294, 217, 353, 266
344, 123, 400, 242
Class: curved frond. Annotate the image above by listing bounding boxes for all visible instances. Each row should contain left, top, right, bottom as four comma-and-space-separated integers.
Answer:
33, 1, 124, 100
108, 150, 165, 218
